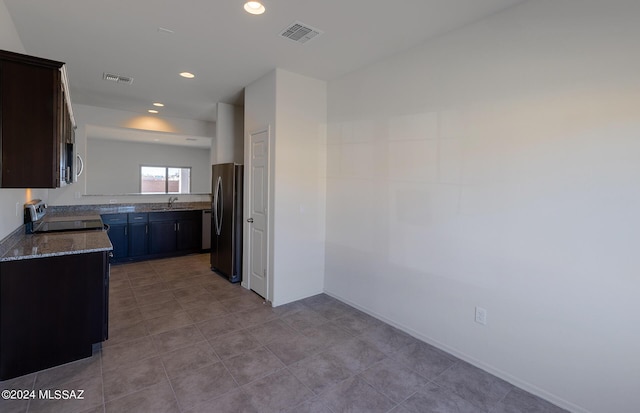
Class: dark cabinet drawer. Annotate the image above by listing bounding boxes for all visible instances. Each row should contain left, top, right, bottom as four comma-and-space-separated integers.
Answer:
149, 211, 196, 222
101, 213, 127, 225
129, 212, 148, 223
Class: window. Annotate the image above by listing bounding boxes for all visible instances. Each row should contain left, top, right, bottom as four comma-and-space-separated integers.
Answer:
140, 166, 191, 194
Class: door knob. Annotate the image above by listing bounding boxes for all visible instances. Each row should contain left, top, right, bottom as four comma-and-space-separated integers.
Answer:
247, 218, 254, 223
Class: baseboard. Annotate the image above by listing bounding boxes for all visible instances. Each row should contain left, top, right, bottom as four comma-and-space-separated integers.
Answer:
323, 289, 590, 413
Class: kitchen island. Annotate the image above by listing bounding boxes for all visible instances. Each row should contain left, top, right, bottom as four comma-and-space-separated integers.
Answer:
0, 220, 112, 381
1, 219, 112, 261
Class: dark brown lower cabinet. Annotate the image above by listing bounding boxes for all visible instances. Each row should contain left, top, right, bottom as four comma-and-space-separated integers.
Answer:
0, 251, 109, 380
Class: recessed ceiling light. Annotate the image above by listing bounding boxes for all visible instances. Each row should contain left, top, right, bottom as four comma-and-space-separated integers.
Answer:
148, 109, 159, 114
180, 72, 195, 79
153, 102, 164, 107
244, 1, 265, 15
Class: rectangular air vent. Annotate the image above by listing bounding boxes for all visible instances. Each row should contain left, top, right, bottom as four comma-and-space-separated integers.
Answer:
279, 21, 323, 44
103, 72, 134, 85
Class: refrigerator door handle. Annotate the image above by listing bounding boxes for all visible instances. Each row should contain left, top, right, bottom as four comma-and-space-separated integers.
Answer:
213, 175, 220, 236
217, 178, 224, 236
214, 176, 223, 236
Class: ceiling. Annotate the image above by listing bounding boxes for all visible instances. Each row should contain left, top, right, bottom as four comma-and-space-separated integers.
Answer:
5, 0, 526, 122
86, 125, 212, 149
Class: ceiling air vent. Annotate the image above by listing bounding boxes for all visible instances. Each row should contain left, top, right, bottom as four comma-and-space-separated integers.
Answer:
103, 72, 134, 85
279, 21, 323, 45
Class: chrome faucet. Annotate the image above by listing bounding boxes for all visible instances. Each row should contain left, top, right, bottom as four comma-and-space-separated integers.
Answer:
168, 196, 178, 209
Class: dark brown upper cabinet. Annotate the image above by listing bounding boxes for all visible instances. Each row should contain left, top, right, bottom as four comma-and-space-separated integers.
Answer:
0, 50, 75, 188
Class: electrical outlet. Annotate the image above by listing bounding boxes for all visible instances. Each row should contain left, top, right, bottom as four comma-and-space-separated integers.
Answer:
475, 306, 487, 325
15, 202, 21, 217
109, 199, 118, 204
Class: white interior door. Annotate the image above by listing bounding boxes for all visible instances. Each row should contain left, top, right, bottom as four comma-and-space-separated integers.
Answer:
247, 129, 269, 298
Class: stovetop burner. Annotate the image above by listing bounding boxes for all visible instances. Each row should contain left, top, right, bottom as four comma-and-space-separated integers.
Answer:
24, 199, 105, 234
32, 219, 105, 233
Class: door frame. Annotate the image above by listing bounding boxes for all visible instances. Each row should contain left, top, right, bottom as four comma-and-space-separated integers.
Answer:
242, 126, 273, 304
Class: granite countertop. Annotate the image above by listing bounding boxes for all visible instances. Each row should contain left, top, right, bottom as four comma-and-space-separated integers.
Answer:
44, 214, 103, 222
47, 202, 211, 217
0, 202, 210, 262
0, 214, 113, 262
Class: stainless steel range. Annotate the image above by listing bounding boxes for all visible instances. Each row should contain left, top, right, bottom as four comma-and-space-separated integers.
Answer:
24, 199, 105, 234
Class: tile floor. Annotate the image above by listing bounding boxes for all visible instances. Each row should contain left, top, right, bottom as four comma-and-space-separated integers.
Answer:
1, 254, 569, 413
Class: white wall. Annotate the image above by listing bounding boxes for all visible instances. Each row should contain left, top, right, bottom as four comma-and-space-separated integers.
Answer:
0, 0, 21, 50
244, 69, 327, 306
215, 102, 244, 164
273, 69, 327, 305
86, 138, 210, 194
325, 1, 640, 412
48, 104, 214, 206
0, 0, 49, 240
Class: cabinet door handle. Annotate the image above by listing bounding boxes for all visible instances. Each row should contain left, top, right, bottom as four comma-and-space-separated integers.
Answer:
177, 223, 180, 231
174, 223, 177, 231
145, 224, 148, 234
124, 227, 127, 236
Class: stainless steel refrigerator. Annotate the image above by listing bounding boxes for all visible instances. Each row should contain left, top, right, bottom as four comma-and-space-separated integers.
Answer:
211, 163, 243, 283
